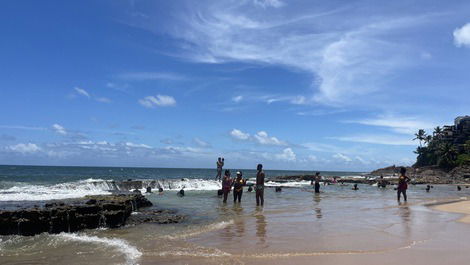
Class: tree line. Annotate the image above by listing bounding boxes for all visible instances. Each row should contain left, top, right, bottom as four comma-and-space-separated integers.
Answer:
413, 127, 470, 169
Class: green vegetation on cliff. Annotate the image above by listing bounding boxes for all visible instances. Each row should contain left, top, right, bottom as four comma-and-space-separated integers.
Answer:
414, 116, 470, 169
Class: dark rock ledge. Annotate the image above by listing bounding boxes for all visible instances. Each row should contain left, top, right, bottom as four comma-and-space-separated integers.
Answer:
0, 194, 183, 236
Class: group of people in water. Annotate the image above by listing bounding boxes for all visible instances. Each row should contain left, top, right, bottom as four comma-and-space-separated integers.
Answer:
214, 158, 415, 204
218, 163, 266, 206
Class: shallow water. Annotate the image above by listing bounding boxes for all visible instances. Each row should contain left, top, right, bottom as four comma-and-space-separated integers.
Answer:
1, 166, 469, 265
2, 183, 469, 265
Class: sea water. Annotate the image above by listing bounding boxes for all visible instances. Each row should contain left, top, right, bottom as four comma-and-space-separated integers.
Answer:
1, 165, 469, 265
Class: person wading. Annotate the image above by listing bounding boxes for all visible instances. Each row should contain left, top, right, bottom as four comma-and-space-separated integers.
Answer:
256, 164, 265, 206
233, 171, 246, 203
221, 169, 233, 203
397, 167, 411, 202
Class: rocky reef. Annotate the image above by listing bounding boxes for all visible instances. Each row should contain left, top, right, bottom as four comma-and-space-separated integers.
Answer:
0, 193, 182, 236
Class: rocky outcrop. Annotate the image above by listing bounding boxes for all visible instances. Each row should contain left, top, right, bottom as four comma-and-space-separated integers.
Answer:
369, 165, 416, 176
127, 209, 184, 225
0, 194, 157, 236
369, 165, 470, 184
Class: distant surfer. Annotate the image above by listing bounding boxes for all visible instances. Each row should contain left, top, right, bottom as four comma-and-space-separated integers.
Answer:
222, 170, 233, 203
233, 171, 246, 203
256, 164, 265, 206
215, 157, 224, 181
352, 183, 359, 190
397, 167, 410, 202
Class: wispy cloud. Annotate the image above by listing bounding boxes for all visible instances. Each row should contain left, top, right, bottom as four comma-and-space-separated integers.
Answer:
232, 95, 243, 103
153, 2, 434, 105
73, 87, 111, 103
193, 137, 211, 148
345, 114, 435, 135
118, 72, 186, 81
138, 95, 176, 108
454, 23, 470, 48
330, 135, 416, 146
254, 0, 285, 9
74, 87, 90, 98
95, 97, 112, 103
0, 125, 46, 131
52, 124, 67, 135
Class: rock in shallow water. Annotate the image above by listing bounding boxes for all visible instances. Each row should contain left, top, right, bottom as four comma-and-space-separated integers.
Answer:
0, 193, 165, 236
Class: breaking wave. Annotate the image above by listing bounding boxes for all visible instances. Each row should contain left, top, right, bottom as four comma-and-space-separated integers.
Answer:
53, 233, 142, 265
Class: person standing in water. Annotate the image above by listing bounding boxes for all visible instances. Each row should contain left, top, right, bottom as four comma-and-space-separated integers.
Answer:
221, 169, 233, 203
256, 164, 265, 206
313, 172, 321, 193
215, 157, 224, 181
233, 171, 246, 203
397, 167, 411, 202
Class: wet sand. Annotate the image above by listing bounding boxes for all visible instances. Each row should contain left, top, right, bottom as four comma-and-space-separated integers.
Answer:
434, 200, 470, 223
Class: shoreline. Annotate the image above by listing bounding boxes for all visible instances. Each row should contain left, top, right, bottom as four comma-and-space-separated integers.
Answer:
433, 199, 470, 224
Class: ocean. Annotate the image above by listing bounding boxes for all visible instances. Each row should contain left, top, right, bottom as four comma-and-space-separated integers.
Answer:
1, 165, 469, 265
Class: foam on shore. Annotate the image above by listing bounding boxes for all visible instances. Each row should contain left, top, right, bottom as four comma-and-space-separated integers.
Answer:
53, 233, 142, 265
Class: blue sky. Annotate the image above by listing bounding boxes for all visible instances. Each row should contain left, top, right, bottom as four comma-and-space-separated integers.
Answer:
1, 0, 470, 171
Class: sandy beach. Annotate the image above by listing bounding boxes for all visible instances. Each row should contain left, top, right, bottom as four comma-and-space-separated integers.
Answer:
434, 200, 470, 223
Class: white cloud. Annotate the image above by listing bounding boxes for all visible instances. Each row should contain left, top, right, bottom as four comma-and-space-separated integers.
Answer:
119, 72, 186, 81
193, 137, 211, 148
253, 131, 286, 146
333, 153, 352, 162
330, 135, 415, 146
158, 4, 432, 105
95, 97, 112, 103
275, 148, 296, 161
454, 23, 470, 48
74, 87, 90, 98
7, 143, 41, 154
139, 95, 176, 108
346, 115, 435, 135
253, 0, 285, 8
230, 129, 250, 140
125, 142, 152, 149
52, 124, 67, 135
232, 95, 243, 103
230, 129, 287, 146
308, 155, 318, 161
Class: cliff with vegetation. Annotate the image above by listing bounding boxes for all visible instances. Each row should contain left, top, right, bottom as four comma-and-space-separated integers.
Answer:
413, 116, 470, 169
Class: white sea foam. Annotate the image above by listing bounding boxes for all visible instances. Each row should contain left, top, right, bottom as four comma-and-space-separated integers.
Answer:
162, 220, 234, 240
156, 247, 231, 257
0, 179, 113, 201
264, 180, 311, 188
144, 178, 221, 191
53, 233, 142, 265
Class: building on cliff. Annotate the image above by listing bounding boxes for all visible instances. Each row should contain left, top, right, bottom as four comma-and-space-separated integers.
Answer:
441, 116, 470, 151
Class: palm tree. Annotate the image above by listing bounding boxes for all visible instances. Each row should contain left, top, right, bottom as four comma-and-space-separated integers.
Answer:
413, 129, 426, 147
438, 142, 457, 168
433, 126, 442, 138
424, 135, 433, 145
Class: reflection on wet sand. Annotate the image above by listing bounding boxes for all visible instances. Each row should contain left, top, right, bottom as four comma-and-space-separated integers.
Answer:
255, 209, 267, 245
233, 205, 245, 238
398, 203, 411, 239
314, 194, 322, 219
